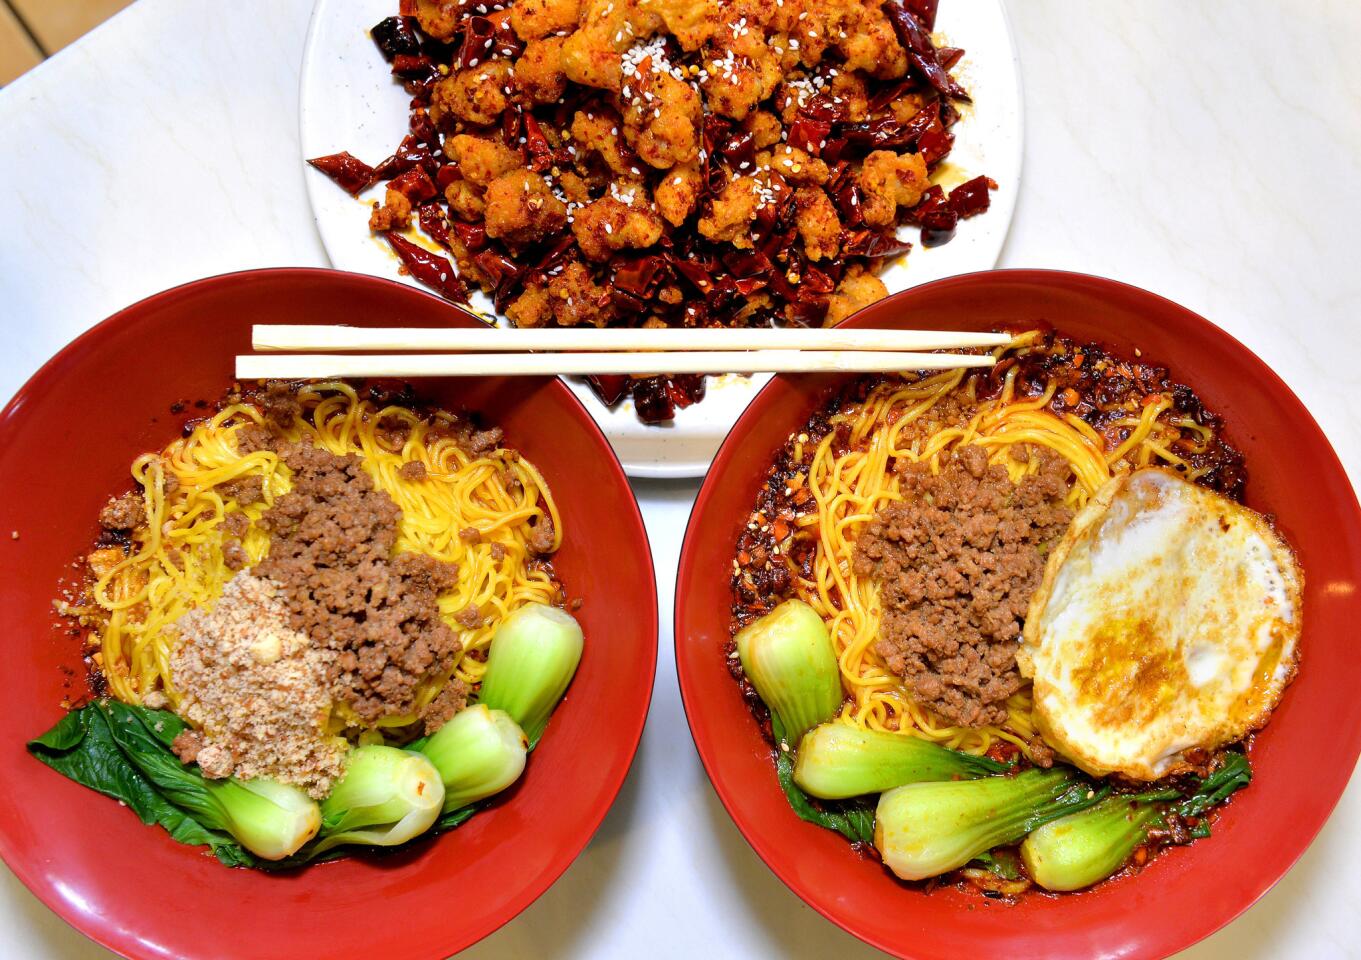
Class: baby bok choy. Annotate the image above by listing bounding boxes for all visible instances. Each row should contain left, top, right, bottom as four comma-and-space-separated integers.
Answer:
874, 767, 1107, 881
735, 599, 842, 745
312, 744, 445, 854
420, 703, 528, 811
202, 777, 323, 861
793, 723, 1009, 799
478, 602, 584, 746
1021, 752, 1252, 891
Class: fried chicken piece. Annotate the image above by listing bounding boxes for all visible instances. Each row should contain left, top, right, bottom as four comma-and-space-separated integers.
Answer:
429, 61, 513, 128
654, 160, 701, 226
484, 170, 569, 247
832, 1, 908, 79
510, 0, 582, 41
570, 188, 664, 261
701, 28, 783, 121
743, 110, 784, 150
443, 178, 485, 221
368, 187, 413, 232
561, 0, 632, 92
825, 264, 888, 326
413, 0, 461, 40
795, 187, 841, 261
640, 0, 717, 50
571, 107, 640, 177
760, 145, 829, 186
557, 169, 594, 204
697, 176, 761, 249
829, 70, 870, 121
620, 67, 701, 169
444, 134, 521, 187
547, 261, 616, 326
890, 92, 931, 125
507, 284, 554, 328
516, 37, 570, 104
858, 149, 930, 229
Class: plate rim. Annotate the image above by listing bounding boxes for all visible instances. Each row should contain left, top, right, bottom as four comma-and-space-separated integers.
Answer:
297, 0, 1025, 479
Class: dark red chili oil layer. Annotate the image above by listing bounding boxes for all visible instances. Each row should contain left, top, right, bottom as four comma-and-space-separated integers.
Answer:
307, 0, 994, 423
722, 330, 1252, 901
63, 379, 577, 705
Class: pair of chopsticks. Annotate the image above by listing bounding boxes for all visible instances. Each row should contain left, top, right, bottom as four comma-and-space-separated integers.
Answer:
235, 326, 1008, 380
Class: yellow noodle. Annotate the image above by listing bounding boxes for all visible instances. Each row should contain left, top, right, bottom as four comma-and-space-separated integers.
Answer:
792, 337, 1211, 761
85, 384, 560, 741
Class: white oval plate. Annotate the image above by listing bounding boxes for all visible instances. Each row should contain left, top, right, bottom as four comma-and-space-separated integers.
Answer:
299, 0, 1022, 477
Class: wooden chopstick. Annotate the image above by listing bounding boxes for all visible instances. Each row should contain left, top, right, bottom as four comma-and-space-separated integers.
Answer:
235, 350, 995, 380
251, 325, 1011, 354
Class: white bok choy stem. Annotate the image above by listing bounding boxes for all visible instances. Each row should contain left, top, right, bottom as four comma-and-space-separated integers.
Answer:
420, 704, 529, 812
206, 778, 322, 861
793, 722, 1009, 799
735, 599, 842, 746
313, 745, 445, 854
874, 767, 1107, 881
478, 603, 584, 746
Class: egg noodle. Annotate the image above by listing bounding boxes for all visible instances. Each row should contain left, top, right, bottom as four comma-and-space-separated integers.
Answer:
795, 331, 1220, 760
84, 382, 561, 739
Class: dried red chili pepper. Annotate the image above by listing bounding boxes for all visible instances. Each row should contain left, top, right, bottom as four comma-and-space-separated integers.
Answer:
371, 17, 421, 62
457, 17, 498, 70
409, 106, 439, 146
587, 375, 630, 406
632, 377, 675, 423
948, 175, 995, 219
387, 233, 469, 302
613, 254, 665, 295
522, 114, 555, 172
450, 219, 487, 252
786, 117, 832, 157
392, 54, 439, 85
307, 152, 375, 195
843, 230, 913, 259
908, 185, 958, 247
417, 202, 450, 247
372, 134, 439, 181
887, 1, 970, 101
387, 165, 438, 203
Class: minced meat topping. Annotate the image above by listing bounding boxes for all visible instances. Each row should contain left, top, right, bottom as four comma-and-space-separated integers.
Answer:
255, 440, 463, 726
852, 445, 1073, 728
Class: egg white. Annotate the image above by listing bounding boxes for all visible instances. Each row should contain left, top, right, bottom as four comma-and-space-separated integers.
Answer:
1017, 468, 1302, 780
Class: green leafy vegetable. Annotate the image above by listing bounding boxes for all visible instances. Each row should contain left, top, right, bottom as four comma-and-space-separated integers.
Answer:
29, 702, 257, 866
1176, 751, 1252, 834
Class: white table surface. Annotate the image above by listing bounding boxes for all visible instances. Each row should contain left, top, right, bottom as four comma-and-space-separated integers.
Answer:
1, 1, 1359, 958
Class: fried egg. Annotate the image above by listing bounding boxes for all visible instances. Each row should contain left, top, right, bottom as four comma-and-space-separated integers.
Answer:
1017, 468, 1302, 780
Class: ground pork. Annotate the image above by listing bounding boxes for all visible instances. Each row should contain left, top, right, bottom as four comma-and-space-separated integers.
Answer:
99, 491, 145, 531
853, 445, 1073, 728
255, 442, 464, 728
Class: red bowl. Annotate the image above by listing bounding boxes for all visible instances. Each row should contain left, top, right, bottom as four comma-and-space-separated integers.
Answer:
0, 269, 657, 959
676, 270, 1361, 959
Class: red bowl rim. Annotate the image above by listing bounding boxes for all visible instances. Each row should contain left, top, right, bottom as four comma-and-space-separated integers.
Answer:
675, 267, 1361, 958
0, 267, 658, 960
